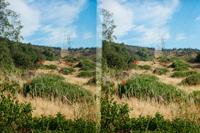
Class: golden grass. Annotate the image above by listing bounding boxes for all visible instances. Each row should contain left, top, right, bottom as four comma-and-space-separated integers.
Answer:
17, 94, 98, 121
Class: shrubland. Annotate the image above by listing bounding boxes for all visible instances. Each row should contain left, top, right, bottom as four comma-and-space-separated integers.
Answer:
23, 74, 93, 103
118, 74, 186, 103
0, 37, 60, 70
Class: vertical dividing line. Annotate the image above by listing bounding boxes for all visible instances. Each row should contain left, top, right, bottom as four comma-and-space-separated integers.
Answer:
96, 0, 102, 132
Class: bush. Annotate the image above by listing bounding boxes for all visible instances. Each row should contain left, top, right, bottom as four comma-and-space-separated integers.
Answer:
87, 77, 96, 85
102, 41, 131, 69
170, 60, 190, 71
101, 98, 130, 133
171, 71, 197, 78
0, 93, 32, 132
101, 98, 200, 133
60, 67, 75, 75
0, 38, 60, 70
32, 113, 97, 132
118, 74, 186, 103
138, 65, 151, 70
195, 52, 200, 63
0, 42, 14, 69
76, 59, 95, 71
181, 73, 200, 85
63, 56, 79, 63
158, 56, 172, 63
43, 64, 57, 70
153, 67, 169, 75
78, 71, 95, 78
23, 74, 93, 103
189, 91, 200, 105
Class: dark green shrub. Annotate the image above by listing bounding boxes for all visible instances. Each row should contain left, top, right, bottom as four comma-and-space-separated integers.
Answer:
158, 56, 172, 63
170, 60, 190, 71
171, 71, 197, 78
100, 98, 200, 133
101, 98, 130, 133
63, 56, 79, 63
43, 64, 57, 70
118, 74, 186, 103
195, 52, 200, 63
0, 42, 14, 69
78, 71, 95, 78
181, 73, 200, 85
76, 59, 95, 71
87, 77, 96, 85
153, 67, 169, 75
32, 113, 97, 132
0, 93, 32, 132
60, 67, 75, 75
23, 74, 93, 103
102, 41, 131, 69
139, 65, 151, 70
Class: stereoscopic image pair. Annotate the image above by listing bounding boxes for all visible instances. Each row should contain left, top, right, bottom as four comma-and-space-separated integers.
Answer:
0, 0, 200, 132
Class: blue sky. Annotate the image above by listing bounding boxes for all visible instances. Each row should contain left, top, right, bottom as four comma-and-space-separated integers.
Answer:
103, 0, 200, 49
8, 0, 97, 48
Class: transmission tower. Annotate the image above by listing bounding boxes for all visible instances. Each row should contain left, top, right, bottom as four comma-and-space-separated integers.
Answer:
67, 34, 71, 50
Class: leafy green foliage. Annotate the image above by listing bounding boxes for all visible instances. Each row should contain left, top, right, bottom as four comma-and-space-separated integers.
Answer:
171, 71, 197, 78
118, 74, 186, 103
101, 99, 200, 133
138, 65, 151, 70
76, 59, 95, 71
0, 38, 60, 70
153, 67, 169, 75
0, 93, 32, 132
78, 70, 95, 78
42, 64, 57, 70
60, 67, 75, 75
23, 74, 93, 103
32, 113, 97, 133
63, 55, 79, 63
132, 48, 153, 61
0, 1, 22, 41
158, 56, 172, 63
102, 41, 131, 69
0, 41, 13, 69
181, 73, 200, 85
101, 98, 130, 133
195, 52, 200, 63
170, 59, 190, 71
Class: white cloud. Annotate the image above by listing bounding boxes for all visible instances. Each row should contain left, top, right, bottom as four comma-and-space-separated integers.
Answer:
102, 0, 134, 36
195, 16, 200, 21
176, 33, 187, 41
7, 0, 87, 46
7, 0, 40, 37
83, 32, 93, 39
102, 0, 180, 46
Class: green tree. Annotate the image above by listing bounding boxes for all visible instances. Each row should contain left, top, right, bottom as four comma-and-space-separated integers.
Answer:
102, 9, 116, 42
0, 0, 22, 41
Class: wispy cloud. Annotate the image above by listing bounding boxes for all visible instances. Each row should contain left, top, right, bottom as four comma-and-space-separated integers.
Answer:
102, 0, 134, 36
7, 0, 87, 47
83, 32, 93, 40
7, 0, 40, 37
195, 15, 200, 21
176, 33, 187, 41
102, 0, 180, 46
